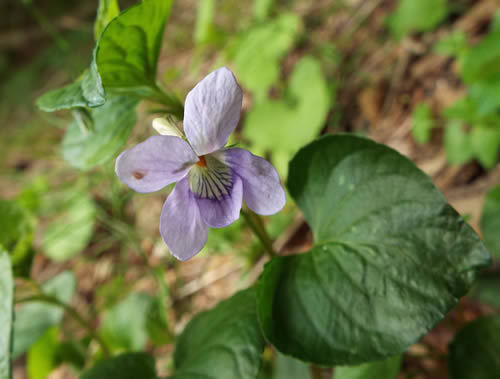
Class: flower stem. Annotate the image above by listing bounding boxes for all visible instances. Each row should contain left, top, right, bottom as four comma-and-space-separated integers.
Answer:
241, 208, 277, 258
95, 208, 174, 342
16, 294, 111, 357
150, 83, 184, 120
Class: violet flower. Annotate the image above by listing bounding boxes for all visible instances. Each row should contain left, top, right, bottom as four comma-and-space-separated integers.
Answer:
115, 67, 286, 261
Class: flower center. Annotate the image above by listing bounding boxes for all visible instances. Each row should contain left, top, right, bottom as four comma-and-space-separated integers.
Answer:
189, 154, 232, 201
196, 155, 207, 167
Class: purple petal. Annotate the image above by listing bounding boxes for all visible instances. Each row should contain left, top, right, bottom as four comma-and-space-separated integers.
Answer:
184, 67, 242, 155
160, 177, 208, 261
195, 174, 243, 228
225, 148, 286, 215
115, 135, 198, 193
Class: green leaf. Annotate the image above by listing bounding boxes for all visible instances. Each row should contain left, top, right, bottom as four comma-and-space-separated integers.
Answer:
461, 27, 500, 85
0, 250, 13, 379
253, 0, 275, 20
81, 61, 107, 107
36, 66, 106, 112
411, 104, 435, 144
233, 13, 301, 98
0, 199, 35, 277
80, 353, 157, 379
96, 0, 173, 96
61, 95, 138, 170
273, 353, 311, 379
334, 356, 401, 379
36, 80, 89, 112
100, 293, 158, 352
257, 135, 491, 366
27, 328, 60, 379
434, 30, 468, 58
41, 190, 96, 262
13, 272, 76, 357
94, 0, 120, 40
171, 288, 265, 379
244, 56, 331, 169
480, 186, 500, 258
444, 121, 473, 165
387, 0, 448, 40
470, 127, 500, 168
448, 316, 500, 379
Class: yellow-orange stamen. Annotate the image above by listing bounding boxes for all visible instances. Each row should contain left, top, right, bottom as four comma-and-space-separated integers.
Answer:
196, 155, 207, 167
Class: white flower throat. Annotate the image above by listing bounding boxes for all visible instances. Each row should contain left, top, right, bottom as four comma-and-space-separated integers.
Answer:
189, 153, 233, 201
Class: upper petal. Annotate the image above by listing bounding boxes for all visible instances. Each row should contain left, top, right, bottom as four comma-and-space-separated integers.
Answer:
225, 148, 286, 215
115, 135, 198, 193
184, 67, 243, 155
160, 177, 208, 261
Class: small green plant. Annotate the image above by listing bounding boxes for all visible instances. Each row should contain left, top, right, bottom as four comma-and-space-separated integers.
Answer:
411, 16, 500, 168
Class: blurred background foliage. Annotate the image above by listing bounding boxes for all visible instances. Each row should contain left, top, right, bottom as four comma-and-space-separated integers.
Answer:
1, 0, 500, 378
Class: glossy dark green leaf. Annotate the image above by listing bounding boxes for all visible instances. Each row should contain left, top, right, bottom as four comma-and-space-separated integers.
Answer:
258, 135, 491, 365
94, 0, 120, 40
0, 250, 13, 379
80, 353, 157, 379
41, 190, 96, 261
334, 356, 401, 379
171, 288, 265, 379
61, 96, 138, 170
96, 0, 173, 96
480, 186, 500, 258
449, 316, 500, 379
13, 272, 76, 357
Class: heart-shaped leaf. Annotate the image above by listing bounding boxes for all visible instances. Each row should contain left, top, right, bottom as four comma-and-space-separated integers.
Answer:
61, 96, 138, 170
448, 316, 500, 379
258, 135, 490, 365
96, 0, 173, 97
171, 288, 265, 379
0, 250, 13, 379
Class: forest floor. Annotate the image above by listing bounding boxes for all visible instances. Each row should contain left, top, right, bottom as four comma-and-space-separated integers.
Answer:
1, 0, 499, 378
